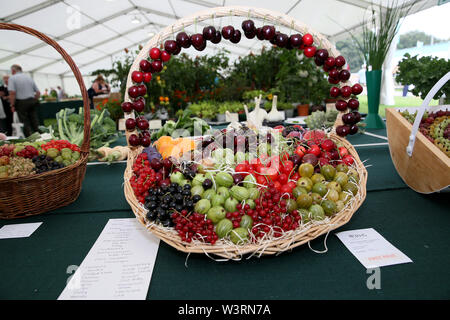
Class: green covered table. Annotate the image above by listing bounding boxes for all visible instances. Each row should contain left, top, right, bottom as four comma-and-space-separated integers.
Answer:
1, 129, 449, 300
37, 99, 84, 125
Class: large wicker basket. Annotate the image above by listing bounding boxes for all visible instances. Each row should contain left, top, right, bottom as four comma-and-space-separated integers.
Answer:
0, 23, 90, 219
386, 72, 450, 194
122, 6, 368, 259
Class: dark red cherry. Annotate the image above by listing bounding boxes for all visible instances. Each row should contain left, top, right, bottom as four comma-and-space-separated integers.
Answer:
133, 98, 145, 113
141, 135, 151, 147
325, 57, 336, 68
349, 124, 359, 135
137, 84, 147, 97
336, 125, 350, 137
131, 71, 143, 83
191, 33, 204, 47
342, 112, 356, 125
244, 29, 256, 39
256, 27, 265, 40
289, 34, 302, 47
149, 48, 161, 60
330, 87, 340, 98
137, 118, 149, 130
121, 102, 133, 113
230, 30, 241, 43
352, 111, 362, 123
125, 118, 136, 131
328, 77, 340, 85
176, 32, 191, 48
128, 86, 140, 99
335, 56, 346, 68
221, 25, 235, 39
328, 68, 339, 79
348, 99, 360, 110
128, 134, 140, 146
160, 51, 171, 62
275, 33, 289, 48
211, 31, 222, 44
314, 55, 323, 66
352, 83, 363, 95
242, 19, 255, 33
262, 25, 276, 40
341, 85, 352, 98
151, 60, 163, 73
139, 59, 151, 72
339, 69, 351, 81
315, 49, 329, 61
164, 40, 178, 54
202, 26, 216, 41
335, 100, 348, 111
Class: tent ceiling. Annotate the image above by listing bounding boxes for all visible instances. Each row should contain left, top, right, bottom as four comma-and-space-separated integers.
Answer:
0, 0, 439, 77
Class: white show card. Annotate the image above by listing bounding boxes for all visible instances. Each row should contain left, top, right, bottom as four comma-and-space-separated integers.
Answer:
58, 218, 160, 300
0, 222, 42, 239
335, 228, 412, 269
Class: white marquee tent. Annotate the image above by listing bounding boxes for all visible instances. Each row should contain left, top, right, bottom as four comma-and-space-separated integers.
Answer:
0, 0, 442, 96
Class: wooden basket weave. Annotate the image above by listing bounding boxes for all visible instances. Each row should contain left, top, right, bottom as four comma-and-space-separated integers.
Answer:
0, 23, 90, 219
122, 6, 367, 259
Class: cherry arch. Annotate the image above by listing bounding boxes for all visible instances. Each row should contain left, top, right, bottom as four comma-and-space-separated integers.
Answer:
122, 6, 363, 146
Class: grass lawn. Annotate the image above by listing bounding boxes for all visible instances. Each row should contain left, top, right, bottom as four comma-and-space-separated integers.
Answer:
358, 95, 438, 118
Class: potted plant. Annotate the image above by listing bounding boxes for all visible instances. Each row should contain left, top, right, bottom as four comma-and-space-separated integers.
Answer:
351, 0, 419, 128
395, 53, 450, 104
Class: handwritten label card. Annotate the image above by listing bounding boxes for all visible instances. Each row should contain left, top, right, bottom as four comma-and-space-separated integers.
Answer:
58, 218, 160, 300
335, 228, 412, 269
0, 222, 42, 239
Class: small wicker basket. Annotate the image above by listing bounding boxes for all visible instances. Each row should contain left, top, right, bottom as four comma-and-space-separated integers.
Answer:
0, 23, 90, 219
386, 72, 450, 194
122, 6, 368, 259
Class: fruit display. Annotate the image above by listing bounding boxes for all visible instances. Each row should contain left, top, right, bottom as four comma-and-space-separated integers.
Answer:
304, 110, 339, 130
122, 18, 362, 147
127, 125, 363, 249
0, 140, 81, 179
400, 109, 450, 157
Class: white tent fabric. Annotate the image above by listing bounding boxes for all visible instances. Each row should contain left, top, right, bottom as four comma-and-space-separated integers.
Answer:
0, 0, 439, 96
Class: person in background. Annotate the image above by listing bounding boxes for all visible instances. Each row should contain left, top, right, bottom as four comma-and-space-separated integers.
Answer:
8, 64, 41, 137
88, 75, 110, 109
57, 85, 65, 100
0, 75, 12, 136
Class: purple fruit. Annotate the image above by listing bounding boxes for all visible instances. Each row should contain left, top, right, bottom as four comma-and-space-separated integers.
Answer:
302, 153, 318, 166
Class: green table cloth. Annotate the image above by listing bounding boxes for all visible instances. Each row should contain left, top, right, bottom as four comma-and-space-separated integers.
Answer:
37, 100, 84, 125
1, 129, 449, 300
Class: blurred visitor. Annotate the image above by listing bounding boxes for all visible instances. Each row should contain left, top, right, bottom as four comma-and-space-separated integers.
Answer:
0, 75, 12, 136
8, 64, 41, 137
57, 85, 66, 100
88, 75, 110, 108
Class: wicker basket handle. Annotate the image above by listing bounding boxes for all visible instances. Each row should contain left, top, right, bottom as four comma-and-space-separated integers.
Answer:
406, 71, 450, 157
0, 23, 91, 154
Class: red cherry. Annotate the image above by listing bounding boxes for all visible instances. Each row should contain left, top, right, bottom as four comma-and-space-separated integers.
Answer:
330, 87, 341, 98
164, 40, 178, 54
289, 34, 302, 47
141, 136, 151, 147
256, 27, 265, 40
339, 70, 351, 81
191, 33, 205, 48
131, 71, 143, 83
314, 56, 324, 66
275, 33, 289, 47
211, 30, 222, 44
349, 124, 359, 135
241, 19, 255, 33
315, 49, 329, 61
128, 134, 140, 146
230, 29, 242, 44
348, 99, 359, 110
328, 68, 339, 79
341, 85, 352, 98
128, 86, 140, 99
151, 60, 163, 73
335, 100, 348, 111
203, 26, 217, 40
133, 98, 145, 113
139, 59, 151, 72
328, 77, 340, 85
304, 46, 316, 58
149, 47, 161, 60
121, 102, 133, 113
137, 84, 147, 97
352, 111, 362, 122
176, 32, 191, 48
143, 72, 152, 83
161, 51, 171, 62
335, 56, 346, 67
336, 125, 350, 137
262, 25, 276, 40
342, 112, 356, 125
302, 33, 314, 46
137, 119, 149, 130
352, 83, 363, 95
325, 57, 335, 67
221, 26, 235, 40
125, 118, 136, 131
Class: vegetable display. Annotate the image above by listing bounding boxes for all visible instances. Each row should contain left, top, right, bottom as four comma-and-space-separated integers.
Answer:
39, 108, 121, 150
128, 125, 362, 246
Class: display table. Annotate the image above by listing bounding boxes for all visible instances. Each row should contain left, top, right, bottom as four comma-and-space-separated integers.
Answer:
1, 129, 449, 299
